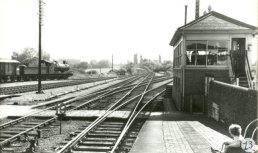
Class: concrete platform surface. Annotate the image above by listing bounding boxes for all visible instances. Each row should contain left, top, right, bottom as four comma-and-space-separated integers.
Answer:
129, 99, 232, 153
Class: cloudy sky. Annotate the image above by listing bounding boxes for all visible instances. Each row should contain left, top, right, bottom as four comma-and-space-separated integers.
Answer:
0, 0, 257, 64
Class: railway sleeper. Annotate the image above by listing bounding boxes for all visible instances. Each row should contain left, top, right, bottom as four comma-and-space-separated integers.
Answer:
122, 137, 136, 143
0, 131, 21, 135
78, 141, 114, 146
22, 122, 46, 126
1, 147, 16, 153
118, 144, 133, 152
81, 124, 123, 129
73, 145, 112, 152
14, 125, 35, 129
92, 130, 121, 135
124, 133, 138, 138
101, 121, 125, 125
83, 137, 116, 142
5, 128, 26, 131
0, 134, 14, 139
95, 127, 122, 131
95, 124, 124, 128
87, 132, 120, 137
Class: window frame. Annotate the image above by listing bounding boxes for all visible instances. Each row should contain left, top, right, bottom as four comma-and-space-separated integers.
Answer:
185, 40, 229, 67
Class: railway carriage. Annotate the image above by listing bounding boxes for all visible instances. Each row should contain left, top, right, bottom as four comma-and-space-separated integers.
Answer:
0, 59, 20, 82
0, 59, 73, 82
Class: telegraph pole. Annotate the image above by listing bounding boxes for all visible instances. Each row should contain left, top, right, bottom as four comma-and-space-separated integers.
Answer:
37, 0, 44, 94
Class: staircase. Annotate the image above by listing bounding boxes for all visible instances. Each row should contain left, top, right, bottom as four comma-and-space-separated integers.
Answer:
230, 50, 255, 89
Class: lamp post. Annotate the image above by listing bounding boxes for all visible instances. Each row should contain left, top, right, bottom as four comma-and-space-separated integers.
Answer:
37, 0, 44, 94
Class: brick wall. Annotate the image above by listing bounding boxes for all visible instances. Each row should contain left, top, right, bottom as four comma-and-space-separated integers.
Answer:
184, 68, 230, 94
172, 69, 182, 110
208, 80, 257, 136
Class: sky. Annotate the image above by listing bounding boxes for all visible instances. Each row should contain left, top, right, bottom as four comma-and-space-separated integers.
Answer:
0, 0, 257, 64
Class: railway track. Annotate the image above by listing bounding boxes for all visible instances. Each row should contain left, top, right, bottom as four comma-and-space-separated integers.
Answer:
0, 75, 142, 149
56, 75, 167, 153
0, 74, 171, 152
0, 77, 116, 95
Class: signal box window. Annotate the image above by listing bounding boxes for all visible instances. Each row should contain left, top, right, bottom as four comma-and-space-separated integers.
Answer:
186, 41, 207, 65
186, 40, 229, 66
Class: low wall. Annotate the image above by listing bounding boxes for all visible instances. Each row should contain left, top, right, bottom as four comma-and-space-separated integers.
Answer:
208, 80, 257, 135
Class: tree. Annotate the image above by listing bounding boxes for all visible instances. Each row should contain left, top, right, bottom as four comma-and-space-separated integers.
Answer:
74, 61, 89, 69
11, 47, 50, 65
97, 59, 111, 68
39, 51, 50, 61
12, 47, 37, 65
89, 60, 98, 68
124, 62, 133, 74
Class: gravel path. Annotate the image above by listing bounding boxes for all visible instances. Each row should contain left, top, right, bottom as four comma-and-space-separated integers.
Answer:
2, 120, 87, 153
0, 80, 73, 88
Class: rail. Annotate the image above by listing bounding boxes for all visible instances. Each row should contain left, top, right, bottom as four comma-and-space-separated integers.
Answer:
0, 77, 117, 95
0, 76, 141, 148
110, 76, 154, 152
0, 75, 171, 150
0, 118, 56, 148
72, 76, 171, 110
56, 75, 151, 153
111, 89, 165, 153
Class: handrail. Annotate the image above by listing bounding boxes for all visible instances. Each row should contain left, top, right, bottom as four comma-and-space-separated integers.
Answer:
251, 127, 258, 139
244, 119, 258, 138
245, 52, 254, 89
229, 50, 235, 77
245, 52, 253, 80
245, 59, 252, 88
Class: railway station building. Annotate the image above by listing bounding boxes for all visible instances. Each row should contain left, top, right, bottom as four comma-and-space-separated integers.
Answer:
169, 11, 257, 114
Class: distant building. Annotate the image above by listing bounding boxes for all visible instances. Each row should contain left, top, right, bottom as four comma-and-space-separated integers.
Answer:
158, 55, 162, 64
140, 54, 143, 64
153, 60, 159, 64
133, 53, 138, 64
169, 11, 257, 114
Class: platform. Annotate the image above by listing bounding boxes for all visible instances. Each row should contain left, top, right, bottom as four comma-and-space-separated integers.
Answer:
129, 99, 232, 153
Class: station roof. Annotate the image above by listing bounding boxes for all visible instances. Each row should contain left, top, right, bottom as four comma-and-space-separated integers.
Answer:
170, 11, 257, 46
0, 59, 20, 63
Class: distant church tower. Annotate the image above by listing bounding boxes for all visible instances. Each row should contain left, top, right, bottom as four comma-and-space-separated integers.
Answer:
140, 54, 143, 64
159, 55, 162, 64
134, 53, 138, 64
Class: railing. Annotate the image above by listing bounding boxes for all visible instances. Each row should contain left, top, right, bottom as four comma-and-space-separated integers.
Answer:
229, 50, 255, 89
245, 53, 255, 89
230, 50, 246, 77
228, 52, 236, 84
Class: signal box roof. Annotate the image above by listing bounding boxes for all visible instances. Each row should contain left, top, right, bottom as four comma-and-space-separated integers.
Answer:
170, 11, 257, 46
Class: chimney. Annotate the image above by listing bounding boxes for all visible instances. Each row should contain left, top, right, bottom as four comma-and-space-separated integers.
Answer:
195, 0, 200, 19
208, 5, 212, 12
185, 5, 188, 25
